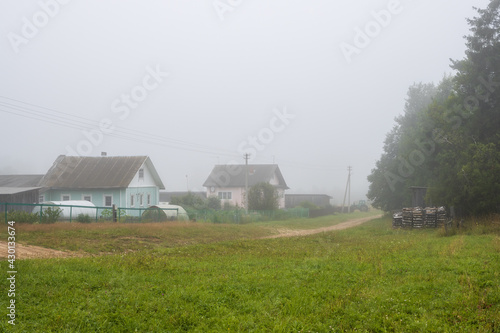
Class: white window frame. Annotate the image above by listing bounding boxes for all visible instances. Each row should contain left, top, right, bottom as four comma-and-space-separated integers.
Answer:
147, 193, 151, 206
130, 194, 135, 207
61, 194, 70, 201
104, 195, 113, 207
218, 192, 232, 200
139, 194, 144, 206
82, 194, 92, 202
138, 168, 144, 181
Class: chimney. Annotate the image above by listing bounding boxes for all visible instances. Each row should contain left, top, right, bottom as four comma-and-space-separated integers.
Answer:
101, 152, 107, 157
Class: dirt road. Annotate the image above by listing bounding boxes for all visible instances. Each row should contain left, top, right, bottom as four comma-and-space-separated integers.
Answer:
262, 214, 383, 239
0, 242, 83, 260
0, 215, 382, 259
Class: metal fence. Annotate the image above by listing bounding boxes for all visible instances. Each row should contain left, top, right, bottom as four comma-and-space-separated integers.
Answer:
1, 202, 309, 224
1, 203, 180, 224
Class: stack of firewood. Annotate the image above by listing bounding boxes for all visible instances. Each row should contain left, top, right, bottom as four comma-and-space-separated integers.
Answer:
401, 208, 414, 228
393, 206, 447, 229
436, 206, 447, 227
392, 211, 402, 228
425, 207, 438, 228
412, 207, 425, 228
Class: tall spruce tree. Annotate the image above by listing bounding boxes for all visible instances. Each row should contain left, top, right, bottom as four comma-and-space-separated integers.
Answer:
369, 0, 500, 215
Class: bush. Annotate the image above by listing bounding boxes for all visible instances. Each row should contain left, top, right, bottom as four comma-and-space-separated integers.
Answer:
77, 213, 92, 223
5, 210, 39, 224
40, 207, 62, 224
100, 209, 113, 221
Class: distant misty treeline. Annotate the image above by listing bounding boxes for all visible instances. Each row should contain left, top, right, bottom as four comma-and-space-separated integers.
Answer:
368, 0, 500, 216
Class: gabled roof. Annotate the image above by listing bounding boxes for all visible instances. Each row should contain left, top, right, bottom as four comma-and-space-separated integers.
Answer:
0, 175, 44, 187
39, 155, 165, 190
203, 164, 289, 189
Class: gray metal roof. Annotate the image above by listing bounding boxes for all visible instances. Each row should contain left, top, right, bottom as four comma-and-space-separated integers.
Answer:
0, 175, 44, 187
39, 155, 165, 189
0, 187, 41, 195
203, 164, 289, 189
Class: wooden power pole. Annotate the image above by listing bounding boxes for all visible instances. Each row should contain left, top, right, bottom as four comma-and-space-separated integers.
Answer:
341, 166, 352, 213
244, 153, 250, 212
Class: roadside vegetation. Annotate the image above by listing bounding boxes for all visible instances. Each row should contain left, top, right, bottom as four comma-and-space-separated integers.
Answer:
1, 214, 499, 332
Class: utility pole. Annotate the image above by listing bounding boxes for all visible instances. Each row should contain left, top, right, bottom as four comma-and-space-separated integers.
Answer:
341, 166, 352, 214
244, 153, 251, 213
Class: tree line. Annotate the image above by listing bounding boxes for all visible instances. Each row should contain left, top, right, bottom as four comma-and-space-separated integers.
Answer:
367, 0, 500, 216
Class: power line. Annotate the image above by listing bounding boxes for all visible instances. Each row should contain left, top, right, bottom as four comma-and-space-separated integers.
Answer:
0, 95, 356, 174
0, 96, 239, 158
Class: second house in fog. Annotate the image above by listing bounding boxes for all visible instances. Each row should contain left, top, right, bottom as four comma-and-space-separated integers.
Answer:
203, 164, 289, 209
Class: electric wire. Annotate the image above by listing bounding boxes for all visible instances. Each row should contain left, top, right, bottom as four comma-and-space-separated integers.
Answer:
0, 96, 239, 158
0, 95, 346, 170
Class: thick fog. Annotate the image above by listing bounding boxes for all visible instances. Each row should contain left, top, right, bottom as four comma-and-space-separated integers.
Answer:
0, 0, 491, 203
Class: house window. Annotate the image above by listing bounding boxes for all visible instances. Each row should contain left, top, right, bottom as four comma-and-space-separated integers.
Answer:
138, 168, 144, 181
83, 195, 92, 202
147, 194, 151, 206
62, 194, 70, 201
218, 192, 232, 200
104, 195, 112, 207
139, 194, 143, 206
39, 195, 45, 203
130, 194, 134, 207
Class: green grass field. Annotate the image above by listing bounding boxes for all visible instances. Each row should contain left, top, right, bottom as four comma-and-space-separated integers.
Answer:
2, 213, 499, 332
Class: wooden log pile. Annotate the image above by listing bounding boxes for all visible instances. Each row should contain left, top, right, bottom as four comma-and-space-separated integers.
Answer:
392, 211, 402, 228
401, 208, 414, 228
436, 206, 447, 227
412, 207, 424, 228
393, 206, 447, 229
425, 207, 438, 228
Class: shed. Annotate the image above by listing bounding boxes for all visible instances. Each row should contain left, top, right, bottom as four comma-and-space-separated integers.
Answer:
32, 200, 98, 220
285, 194, 332, 208
0, 187, 41, 212
143, 203, 189, 221
410, 186, 428, 208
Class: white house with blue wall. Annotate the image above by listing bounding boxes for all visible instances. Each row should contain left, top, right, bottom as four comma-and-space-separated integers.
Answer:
38, 155, 165, 214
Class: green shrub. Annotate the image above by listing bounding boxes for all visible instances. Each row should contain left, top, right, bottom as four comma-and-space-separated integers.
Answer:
5, 210, 39, 224
76, 213, 92, 223
100, 209, 113, 221
40, 207, 62, 224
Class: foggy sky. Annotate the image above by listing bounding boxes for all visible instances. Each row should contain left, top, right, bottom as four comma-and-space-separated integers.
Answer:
0, 0, 491, 204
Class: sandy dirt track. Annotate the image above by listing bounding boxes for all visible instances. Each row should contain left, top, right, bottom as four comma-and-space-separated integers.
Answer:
262, 215, 383, 239
0, 215, 382, 259
0, 242, 83, 260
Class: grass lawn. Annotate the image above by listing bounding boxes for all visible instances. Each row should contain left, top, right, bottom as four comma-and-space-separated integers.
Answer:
1, 214, 499, 332
4, 210, 381, 254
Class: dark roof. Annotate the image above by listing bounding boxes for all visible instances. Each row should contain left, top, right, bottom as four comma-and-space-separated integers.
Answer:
39, 155, 165, 189
0, 175, 44, 187
203, 164, 289, 189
